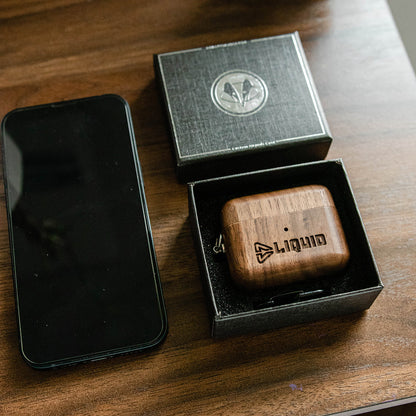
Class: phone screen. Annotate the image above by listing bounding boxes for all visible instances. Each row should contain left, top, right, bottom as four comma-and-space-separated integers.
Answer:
1, 95, 167, 368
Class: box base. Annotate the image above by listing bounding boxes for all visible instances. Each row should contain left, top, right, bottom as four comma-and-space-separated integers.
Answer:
188, 159, 383, 338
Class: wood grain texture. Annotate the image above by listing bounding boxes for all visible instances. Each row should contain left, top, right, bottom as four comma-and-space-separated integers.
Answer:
221, 185, 350, 289
0, 1, 416, 415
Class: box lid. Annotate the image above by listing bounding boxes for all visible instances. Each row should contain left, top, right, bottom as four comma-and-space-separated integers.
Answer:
155, 32, 332, 182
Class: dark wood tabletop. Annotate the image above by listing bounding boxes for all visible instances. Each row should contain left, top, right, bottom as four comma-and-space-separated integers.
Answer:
1, 0, 415, 415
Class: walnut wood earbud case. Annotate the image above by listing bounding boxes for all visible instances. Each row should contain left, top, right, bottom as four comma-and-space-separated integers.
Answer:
221, 185, 350, 290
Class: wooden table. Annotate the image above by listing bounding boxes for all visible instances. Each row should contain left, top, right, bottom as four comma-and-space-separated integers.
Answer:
1, 1, 415, 415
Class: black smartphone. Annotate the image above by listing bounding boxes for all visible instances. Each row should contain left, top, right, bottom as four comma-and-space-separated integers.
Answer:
1, 95, 167, 369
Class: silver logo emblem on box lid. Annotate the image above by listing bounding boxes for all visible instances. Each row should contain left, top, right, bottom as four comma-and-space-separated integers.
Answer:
211, 70, 268, 116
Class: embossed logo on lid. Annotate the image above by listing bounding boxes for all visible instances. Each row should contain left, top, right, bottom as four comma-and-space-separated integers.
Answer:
211, 70, 268, 116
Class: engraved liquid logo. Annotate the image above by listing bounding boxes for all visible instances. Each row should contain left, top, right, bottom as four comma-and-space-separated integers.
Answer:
254, 234, 327, 264
211, 70, 268, 116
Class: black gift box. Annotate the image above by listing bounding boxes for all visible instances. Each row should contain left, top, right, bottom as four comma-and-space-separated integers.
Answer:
188, 160, 383, 338
155, 32, 332, 182
155, 33, 382, 338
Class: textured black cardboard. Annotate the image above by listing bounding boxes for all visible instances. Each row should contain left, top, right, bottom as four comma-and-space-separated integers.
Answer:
188, 160, 383, 338
155, 32, 332, 182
